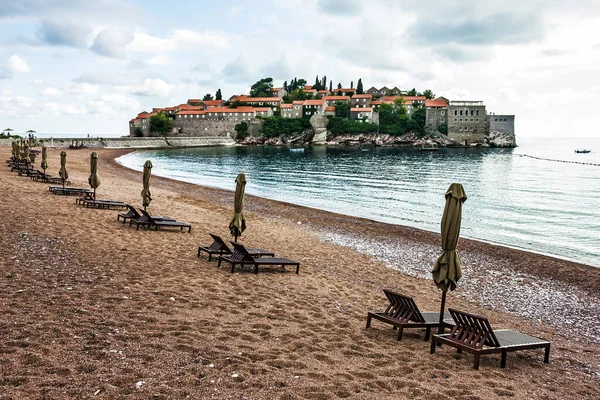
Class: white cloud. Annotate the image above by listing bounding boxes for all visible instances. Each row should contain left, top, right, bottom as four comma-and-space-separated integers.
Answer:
7, 55, 32, 73
42, 87, 64, 96
128, 29, 229, 54
90, 28, 134, 58
119, 78, 173, 97
147, 54, 173, 65
64, 82, 100, 94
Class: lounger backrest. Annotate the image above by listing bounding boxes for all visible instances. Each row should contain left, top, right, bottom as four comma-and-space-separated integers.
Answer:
208, 234, 231, 252
381, 289, 425, 323
447, 308, 501, 348
229, 242, 257, 262
140, 209, 157, 223
126, 205, 141, 219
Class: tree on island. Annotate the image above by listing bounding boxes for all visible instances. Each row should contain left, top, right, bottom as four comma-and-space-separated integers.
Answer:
337, 82, 342, 89
215, 89, 222, 100
250, 77, 274, 97
334, 101, 350, 118
149, 112, 172, 137
350, 80, 354, 89
203, 93, 214, 101
422, 89, 435, 100
356, 78, 364, 94
283, 80, 288, 92
329, 81, 333, 92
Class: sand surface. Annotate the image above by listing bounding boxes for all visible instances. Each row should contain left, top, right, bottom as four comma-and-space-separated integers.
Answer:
0, 147, 599, 399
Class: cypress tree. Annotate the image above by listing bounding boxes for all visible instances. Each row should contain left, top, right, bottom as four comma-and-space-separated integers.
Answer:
356, 79, 363, 94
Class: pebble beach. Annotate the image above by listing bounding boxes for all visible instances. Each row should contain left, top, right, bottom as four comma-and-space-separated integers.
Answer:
1, 147, 599, 399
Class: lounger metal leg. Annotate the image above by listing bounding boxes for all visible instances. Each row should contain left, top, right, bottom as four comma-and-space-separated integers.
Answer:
254, 264, 259, 274
430, 338, 437, 354
544, 345, 550, 363
396, 327, 403, 341
473, 354, 480, 370
501, 350, 507, 368
424, 327, 431, 341
366, 316, 371, 328
218, 258, 222, 268
295, 264, 299, 274
231, 263, 235, 273
208, 253, 212, 261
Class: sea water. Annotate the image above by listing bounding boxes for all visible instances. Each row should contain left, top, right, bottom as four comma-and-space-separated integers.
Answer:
117, 137, 600, 267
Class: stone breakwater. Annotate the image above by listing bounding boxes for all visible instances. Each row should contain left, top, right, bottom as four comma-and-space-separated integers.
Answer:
0, 136, 235, 149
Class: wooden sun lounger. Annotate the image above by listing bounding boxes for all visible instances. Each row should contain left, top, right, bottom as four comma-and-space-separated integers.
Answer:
218, 242, 300, 274
133, 210, 191, 232
430, 308, 551, 369
117, 206, 174, 225
366, 289, 455, 341
49, 186, 90, 196
81, 199, 128, 209
198, 233, 275, 261
47, 177, 71, 185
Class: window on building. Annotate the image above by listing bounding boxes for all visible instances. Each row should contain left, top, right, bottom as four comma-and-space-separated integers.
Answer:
440, 118, 444, 122
471, 110, 474, 116
459, 118, 462, 122
454, 118, 457, 122
454, 110, 458, 116
178, 115, 181, 119
476, 110, 480, 116
476, 119, 479, 122
495, 119, 498, 122
441, 111, 445, 115
459, 127, 463, 131
460, 110, 463, 116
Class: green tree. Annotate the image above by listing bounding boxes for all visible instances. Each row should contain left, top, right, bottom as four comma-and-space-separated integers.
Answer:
410, 102, 426, 134
329, 81, 333, 92
283, 80, 288, 92
149, 112, 172, 136
438, 124, 448, 135
337, 82, 342, 89
297, 78, 307, 88
314, 75, 320, 90
350, 80, 354, 89
203, 93, 213, 101
356, 78, 364, 94
215, 88, 222, 100
422, 89, 435, 100
134, 127, 143, 137
407, 88, 417, 96
334, 101, 350, 118
234, 121, 249, 140
250, 77, 274, 97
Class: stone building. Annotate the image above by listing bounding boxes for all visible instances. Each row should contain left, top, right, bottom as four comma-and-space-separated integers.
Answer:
323, 95, 350, 104
351, 94, 372, 108
349, 107, 374, 122
303, 99, 327, 117
269, 87, 288, 98
425, 98, 449, 132
129, 112, 155, 136
330, 88, 356, 96
201, 100, 224, 109
281, 104, 294, 118
447, 101, 487, 144
488, 114, 515, 135
232, 96, 281, 109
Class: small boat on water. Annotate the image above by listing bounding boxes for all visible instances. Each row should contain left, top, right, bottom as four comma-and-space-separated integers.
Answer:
421, 144, 439, 152
575, 149, 591, 154
289, 147, 304, 153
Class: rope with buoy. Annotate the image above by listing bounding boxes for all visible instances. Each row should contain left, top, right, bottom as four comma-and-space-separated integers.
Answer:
517, 154, 600, 167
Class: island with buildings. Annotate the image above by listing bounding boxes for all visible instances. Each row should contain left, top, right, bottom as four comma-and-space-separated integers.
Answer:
128, 78, 517, 148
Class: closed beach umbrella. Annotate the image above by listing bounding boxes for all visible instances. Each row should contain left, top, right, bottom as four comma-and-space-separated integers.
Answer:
41, 146, 48, 175
141, 160, 153, 210
88, 152, 101, 200
59, 151, 69, 189
23, 145, 30, 167
229, 172, 247, 242
432, 182, 467, 334
11, 140, 18, 158
14, 141, 21, 161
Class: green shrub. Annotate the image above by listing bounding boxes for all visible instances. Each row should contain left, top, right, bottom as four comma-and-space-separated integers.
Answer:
327, 117, 378, 135
261, 116, 311, 138
134, 127, 144, 137
235, 121, 249, 140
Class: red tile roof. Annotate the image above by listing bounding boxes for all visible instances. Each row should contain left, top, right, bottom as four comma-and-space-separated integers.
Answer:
254, 107, 271, 112
323, 96, 350, 101
242, 97, 282, 103
304, 85, 313, 90
270, 87, 282, 91
318, 90, 329, 94
325, 106, 335, 112
303, 88, 316, 92
352, 94, 372, 99
178, 105, 203, 111
303, 99, 326, 106
350, 107, 372, 112
177, 110, 206, 115
202, 100, 224, 107
371, 100, 382, 105
292, 100, 305, 105
425, 99, 449, 107
187, 99, 202, 103
281, 104, 293, 108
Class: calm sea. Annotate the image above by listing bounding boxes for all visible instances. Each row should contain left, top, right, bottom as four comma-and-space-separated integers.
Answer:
117, 137, 600, 267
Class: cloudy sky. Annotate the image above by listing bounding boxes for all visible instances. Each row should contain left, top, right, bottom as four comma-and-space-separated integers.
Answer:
1, 0, 599, 137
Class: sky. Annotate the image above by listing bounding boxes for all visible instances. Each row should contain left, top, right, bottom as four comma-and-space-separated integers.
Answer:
1, 0, 600, 137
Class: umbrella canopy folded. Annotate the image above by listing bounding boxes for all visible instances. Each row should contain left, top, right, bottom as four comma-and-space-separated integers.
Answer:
229, 172, 247, 241
41, 146, 48, 172
141, 160, 153, 209
88, 152, 101, 199
23, 145, 30, 164
432, 183, 467, 292
59, 151, 69, 188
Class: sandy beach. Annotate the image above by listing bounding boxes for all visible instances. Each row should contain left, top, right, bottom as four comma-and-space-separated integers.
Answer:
1, 146, 599, 399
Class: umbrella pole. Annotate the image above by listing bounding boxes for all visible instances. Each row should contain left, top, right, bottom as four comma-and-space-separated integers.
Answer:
94, 188, 96, 200
234, 231, 238, 243
438, 290, 447, 334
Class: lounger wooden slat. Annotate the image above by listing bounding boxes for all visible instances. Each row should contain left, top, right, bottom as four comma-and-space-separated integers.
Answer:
133, 210, 191, 232
118, 206, 175, 225
366, 289, 454, 341
198, 233, 275, 261
218, 242, 300, 274
81, 199, 128, 209
430, 308, 551, 369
